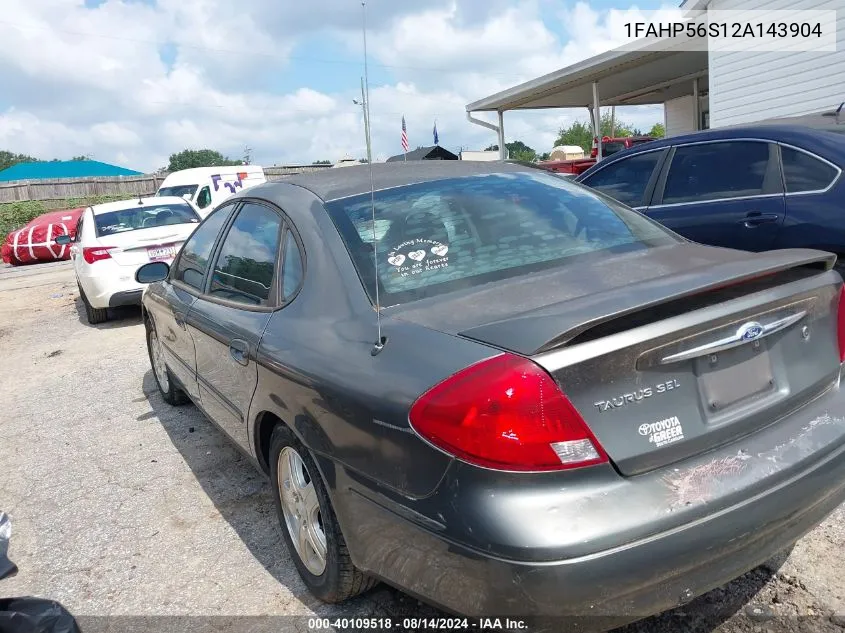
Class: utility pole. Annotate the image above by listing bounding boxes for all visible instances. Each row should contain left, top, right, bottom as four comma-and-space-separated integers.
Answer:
243, 146, 253, 165
353, 76, 372, 164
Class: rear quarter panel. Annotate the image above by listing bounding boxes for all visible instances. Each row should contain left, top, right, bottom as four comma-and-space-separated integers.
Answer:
775, 181, 845, 255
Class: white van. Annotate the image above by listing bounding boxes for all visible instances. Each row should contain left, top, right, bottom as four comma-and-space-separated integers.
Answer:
156, 165, 267, 215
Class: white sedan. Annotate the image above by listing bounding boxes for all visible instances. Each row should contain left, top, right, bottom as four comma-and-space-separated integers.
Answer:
57, 196, 202, 324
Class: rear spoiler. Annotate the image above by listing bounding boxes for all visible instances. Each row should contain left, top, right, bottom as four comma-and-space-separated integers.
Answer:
459, 249, 838, 356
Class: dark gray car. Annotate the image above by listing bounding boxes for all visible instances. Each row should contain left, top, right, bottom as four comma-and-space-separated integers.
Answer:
137, 161, 845, 626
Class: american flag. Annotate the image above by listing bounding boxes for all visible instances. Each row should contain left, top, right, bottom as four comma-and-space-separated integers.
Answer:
401, 116, 409, 153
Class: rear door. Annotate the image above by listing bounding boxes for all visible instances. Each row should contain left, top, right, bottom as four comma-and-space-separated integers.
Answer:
149, 203, 237, 399
646, 140, 786, 251
776, 144, 844, 252
577, 148, 668, 210
188, 201, 286, 452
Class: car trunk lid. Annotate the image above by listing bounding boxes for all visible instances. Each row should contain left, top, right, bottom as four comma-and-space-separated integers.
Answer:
389, 246, 842, 476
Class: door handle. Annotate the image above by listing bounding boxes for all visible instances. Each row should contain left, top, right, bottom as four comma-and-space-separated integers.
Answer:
738, 212, 779, 228
229, 339, 250, 366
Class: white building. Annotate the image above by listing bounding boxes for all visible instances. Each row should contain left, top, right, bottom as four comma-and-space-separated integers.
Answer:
466, 0, 844, 156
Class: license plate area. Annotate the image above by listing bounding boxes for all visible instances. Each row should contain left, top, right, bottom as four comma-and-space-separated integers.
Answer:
147, 244, 179, 261
697, 341, 775, 415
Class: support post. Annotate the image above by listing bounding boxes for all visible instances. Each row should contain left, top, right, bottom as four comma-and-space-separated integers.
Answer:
592, 81, 602, 162
692, 77, 701, 131
497, 111, 506, 160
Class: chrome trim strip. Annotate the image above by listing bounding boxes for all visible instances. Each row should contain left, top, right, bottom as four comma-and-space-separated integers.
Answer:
648, 192, 783, 210
659, 310, 807, 365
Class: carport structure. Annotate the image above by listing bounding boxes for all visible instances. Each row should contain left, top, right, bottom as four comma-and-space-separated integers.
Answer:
465, 41, 709, 161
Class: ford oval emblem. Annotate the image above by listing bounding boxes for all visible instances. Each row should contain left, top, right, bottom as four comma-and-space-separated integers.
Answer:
738, 321, 765, 341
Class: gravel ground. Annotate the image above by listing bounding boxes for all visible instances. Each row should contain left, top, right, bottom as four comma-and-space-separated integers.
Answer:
2, 261, 845, 633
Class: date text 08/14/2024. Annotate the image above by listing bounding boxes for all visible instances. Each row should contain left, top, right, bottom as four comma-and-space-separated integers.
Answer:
307, 618, 528, 630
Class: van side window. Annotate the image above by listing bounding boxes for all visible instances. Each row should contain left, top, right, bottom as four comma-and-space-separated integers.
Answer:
197, 186, 212, 209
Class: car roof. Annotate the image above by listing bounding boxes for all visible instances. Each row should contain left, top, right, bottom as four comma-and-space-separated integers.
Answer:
578, 124, 845, 179
89, 196, 192, 214
258, 160, 534, 202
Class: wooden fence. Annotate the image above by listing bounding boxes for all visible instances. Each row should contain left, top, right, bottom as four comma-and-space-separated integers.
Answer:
0, 164, 334, 204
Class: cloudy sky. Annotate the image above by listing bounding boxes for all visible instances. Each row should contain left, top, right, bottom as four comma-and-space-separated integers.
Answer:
0, 0, 671, 172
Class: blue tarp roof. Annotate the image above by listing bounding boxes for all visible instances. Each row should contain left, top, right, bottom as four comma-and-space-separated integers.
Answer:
0, 160, 143, 182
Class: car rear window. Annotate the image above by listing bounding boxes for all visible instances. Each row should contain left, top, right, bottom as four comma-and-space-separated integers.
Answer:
324, 171, 678, 306
94, 203, 200, 237
602, 142, 627, 156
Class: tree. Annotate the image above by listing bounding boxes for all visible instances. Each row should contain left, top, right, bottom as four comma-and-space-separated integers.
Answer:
71, 155, 90, 161
167, 149, 242, 172
0, 151, 40, 171
312, 160, 332, 165
483, 141, 536, 161
648, 123, 666, 139
505, 140, 536, 162
539, 152, 550, 161
554, 112, 635, 153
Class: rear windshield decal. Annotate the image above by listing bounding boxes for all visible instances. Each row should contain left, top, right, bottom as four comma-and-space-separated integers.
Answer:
387, 239, 449, 277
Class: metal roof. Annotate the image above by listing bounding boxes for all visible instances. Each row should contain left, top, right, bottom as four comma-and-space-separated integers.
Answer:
0, 160, 143, 182
465, 43, 708, 112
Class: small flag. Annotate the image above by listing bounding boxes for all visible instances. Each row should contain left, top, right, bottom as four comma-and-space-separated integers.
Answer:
433, 120, 439, 145
401, 116, 409, 153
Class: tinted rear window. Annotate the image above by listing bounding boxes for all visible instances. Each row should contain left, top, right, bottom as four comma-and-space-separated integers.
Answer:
95, 203, 200, 237
602, 142, 627, 155
325, 172, 677, 306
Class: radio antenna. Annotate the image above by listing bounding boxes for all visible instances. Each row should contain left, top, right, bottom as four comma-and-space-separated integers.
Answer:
362, 1, 383, 355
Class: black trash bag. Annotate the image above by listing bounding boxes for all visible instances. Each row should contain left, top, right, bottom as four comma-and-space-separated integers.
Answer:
0, 598, 82, 633
0, 513, 15, 581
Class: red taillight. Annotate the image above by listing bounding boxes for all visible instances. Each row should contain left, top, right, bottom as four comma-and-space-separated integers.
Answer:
83, 246, 114, 264
838, 286, 845, 363
409, 354, 608, 472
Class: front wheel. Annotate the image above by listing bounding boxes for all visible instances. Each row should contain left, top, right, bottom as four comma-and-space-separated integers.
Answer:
146, 324, 188, 405
269, 425, 376, 602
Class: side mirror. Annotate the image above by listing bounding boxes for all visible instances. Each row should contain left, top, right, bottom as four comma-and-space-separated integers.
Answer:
135, 261, 170, 284
55, 234, 72, 245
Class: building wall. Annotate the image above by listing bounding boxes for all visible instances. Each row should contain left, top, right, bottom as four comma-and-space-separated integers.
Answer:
708, 0, 844, 127
665, 95, 696, 136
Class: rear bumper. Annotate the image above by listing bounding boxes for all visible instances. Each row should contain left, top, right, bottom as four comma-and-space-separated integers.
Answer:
108, 289, 143, 307
338, 380, 845, 620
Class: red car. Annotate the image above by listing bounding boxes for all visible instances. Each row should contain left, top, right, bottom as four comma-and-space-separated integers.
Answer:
539, 135, 657, 175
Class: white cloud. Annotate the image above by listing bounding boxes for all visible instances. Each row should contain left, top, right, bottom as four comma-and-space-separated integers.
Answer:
0, 0, 666, 172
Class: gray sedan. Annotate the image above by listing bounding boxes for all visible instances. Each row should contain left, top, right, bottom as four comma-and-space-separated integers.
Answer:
136, 161, 845, 627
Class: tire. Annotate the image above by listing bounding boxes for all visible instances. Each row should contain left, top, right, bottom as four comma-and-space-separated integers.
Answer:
78, 283, 109, 325
269, 425, 376, 602
146, 323, 189, 405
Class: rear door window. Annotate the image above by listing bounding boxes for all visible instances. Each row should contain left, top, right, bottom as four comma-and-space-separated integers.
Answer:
281, 229, 304, 301
172, 203, 235, 291
325, 171, 678, 306
208, 202, 283, 306
781, 146, 839, 193
580, 151, 664, 207
661, 141, 774, 204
